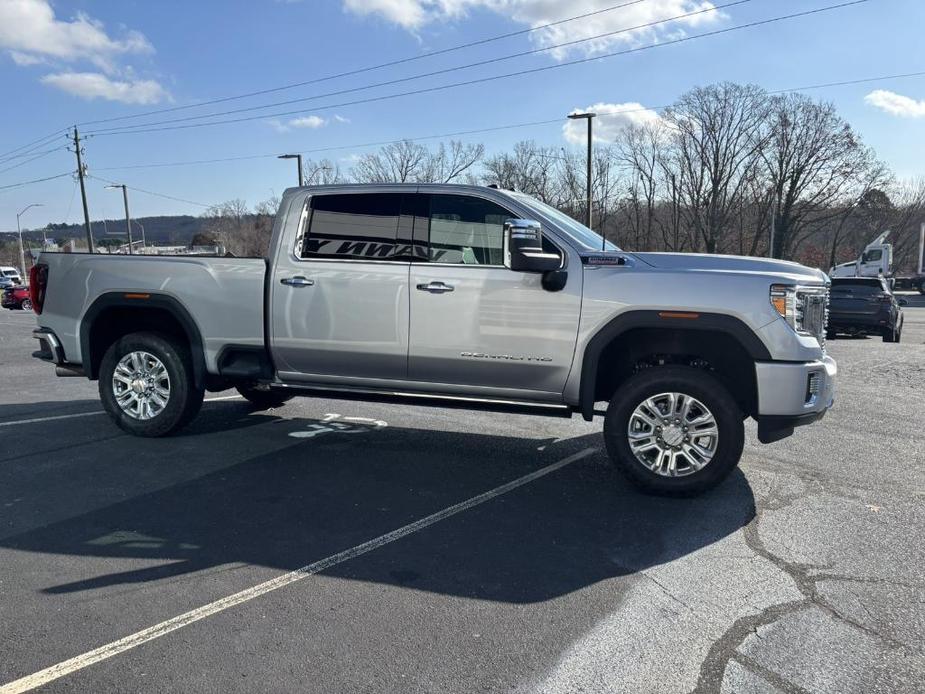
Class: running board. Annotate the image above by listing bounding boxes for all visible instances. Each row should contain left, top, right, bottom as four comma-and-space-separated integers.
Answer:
272, 383, 575, 418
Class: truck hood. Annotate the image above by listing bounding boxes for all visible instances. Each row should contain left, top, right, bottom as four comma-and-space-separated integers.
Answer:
629, 251, 828, 284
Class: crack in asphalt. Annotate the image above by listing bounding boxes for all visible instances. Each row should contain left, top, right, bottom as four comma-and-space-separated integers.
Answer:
691, 481, 912, 694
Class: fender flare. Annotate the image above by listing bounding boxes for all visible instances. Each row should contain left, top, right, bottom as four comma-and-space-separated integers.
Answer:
80, 292, 207, 388
578, 310, 771, 421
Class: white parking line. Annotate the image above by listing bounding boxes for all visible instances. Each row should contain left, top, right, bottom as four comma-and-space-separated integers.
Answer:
0, 447, 596, 694
0, 396, 243, 428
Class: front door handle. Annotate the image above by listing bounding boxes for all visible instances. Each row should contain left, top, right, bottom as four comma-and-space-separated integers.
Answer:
416, 281, 454, 294
281, 276, 314, 288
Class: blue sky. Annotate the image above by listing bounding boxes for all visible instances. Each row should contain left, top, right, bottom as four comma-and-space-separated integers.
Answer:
0, 0, 923, 232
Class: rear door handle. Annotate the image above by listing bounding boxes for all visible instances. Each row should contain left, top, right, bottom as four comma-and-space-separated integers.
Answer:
416, 282, 454, 294
281, 276, 314, 287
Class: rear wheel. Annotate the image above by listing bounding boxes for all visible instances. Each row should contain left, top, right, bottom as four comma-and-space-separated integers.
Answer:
883, 325, 900, 343
236, 385, 293, 409
20, 298, 32, 311
603, 366, 744, 496
99, 332, 203, 437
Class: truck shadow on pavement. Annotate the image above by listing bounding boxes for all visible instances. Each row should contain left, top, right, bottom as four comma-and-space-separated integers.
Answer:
1, 401, 756, 604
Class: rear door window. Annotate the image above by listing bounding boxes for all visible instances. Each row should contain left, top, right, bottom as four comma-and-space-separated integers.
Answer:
301, 193, 404, 261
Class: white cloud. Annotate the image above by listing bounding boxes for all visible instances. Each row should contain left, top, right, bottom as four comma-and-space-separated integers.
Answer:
40, 72, 169, 105
342, 0, 726, 56
268, 114, 349, 133
563, 102, 661, 144
864, 89, 925, 119
0, 0, 152, 72
290, 115, 327, 129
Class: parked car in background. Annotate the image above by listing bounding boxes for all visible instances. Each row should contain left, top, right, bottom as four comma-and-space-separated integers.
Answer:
1, 266, 23, 285
827, 277, 905, 342
2, 284, 31, 311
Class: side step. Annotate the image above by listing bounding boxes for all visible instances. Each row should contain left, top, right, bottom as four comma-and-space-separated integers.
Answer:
272, 383, 575, 418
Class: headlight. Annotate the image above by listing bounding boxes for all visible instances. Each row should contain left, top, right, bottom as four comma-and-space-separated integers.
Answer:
770, 284, 799, 331
771, 284, 828, 340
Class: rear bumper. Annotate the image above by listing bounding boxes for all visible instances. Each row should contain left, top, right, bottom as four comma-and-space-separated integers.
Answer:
32, 327, 65, 364
754, 355, 836, 443
33, 328, 86, 377
828, 312, 890, 331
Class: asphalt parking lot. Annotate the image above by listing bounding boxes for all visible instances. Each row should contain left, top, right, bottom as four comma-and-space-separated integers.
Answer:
1, 302, 924, 694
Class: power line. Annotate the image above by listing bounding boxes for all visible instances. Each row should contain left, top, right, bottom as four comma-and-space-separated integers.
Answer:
86, 174, 211, 208
85, 0, 871, 138
0, 172, 73, 193
77, 0, 659, 128
91, 69, 925, 174
0, 128, 68, 162
87, 0, 756, 135
0, 147, 67, 176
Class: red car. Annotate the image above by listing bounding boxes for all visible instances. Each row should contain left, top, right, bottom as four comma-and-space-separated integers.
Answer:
1, 285, 31, 311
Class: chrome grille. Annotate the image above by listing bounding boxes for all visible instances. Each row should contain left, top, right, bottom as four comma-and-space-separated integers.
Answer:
797, 287, 829, 350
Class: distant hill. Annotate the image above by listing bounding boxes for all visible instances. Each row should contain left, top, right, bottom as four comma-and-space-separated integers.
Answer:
1, 215, 208, 246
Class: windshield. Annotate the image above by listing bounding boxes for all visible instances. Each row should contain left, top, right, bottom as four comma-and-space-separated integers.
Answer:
509, 192, 619, 252
831, 280, 886, 296
2, 270, 18, 277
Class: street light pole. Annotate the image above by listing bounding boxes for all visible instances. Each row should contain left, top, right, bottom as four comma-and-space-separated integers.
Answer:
15, 203, 43, 278
567, 112, 596, 240
106, 184, 134, 254
278, 154, 303, 186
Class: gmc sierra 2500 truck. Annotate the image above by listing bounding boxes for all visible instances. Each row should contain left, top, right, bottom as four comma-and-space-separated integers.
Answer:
30, 184, 836, 495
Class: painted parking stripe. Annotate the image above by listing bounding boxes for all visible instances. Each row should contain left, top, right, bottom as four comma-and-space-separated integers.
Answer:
0, 396, 244, 428
0, 447, 596, 694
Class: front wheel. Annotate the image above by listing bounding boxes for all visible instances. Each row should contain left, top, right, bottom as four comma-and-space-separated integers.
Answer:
603, 366, 745, 496
99, 332, 204, 437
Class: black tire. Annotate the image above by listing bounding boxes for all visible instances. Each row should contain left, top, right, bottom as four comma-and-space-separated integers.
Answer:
883, 325, 898, 343
99, 331, 204, 437
21, 298, 32, 312
235, 385, 293, 409
603, 366, 745, 497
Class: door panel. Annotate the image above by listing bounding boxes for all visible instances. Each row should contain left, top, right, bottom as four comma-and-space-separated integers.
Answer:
272, 260, 409, 380
408, 265, 581, 395
270, 191, 410, 381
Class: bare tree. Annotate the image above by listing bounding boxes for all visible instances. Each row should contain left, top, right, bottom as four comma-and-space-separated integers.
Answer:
421, 141, 485, 183
482, 140, 563, 202
762, 93, 883, 259
664, 83, 771, 254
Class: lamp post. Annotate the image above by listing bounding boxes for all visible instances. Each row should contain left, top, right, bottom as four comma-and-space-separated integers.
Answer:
105, 184, 134, 254
16, 203, 43, 278
567, 112, 596, 235
133, 220, 146, 251
278, 154, 304, 186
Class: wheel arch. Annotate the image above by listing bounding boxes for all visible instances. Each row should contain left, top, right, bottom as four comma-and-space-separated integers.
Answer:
80, 292, 206, 389
578, 310, 771, 421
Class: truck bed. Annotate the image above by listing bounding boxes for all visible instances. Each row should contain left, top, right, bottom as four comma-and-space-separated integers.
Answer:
36, 253, 267, 373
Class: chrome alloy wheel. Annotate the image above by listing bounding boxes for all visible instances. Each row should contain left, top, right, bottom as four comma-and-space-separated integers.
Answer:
627, 392, 719, 477
112, 351, 171, 420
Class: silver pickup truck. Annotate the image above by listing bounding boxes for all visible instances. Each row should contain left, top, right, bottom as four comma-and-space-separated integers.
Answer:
30, 183, 836, 495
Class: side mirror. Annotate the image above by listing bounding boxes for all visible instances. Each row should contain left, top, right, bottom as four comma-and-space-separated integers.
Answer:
898, 298, 908, 306
504, 219, 562, 273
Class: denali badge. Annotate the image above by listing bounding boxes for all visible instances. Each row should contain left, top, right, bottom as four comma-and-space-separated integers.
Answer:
460, 352, 552, 362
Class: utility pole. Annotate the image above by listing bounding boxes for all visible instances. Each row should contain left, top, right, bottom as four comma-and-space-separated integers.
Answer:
70, 127, 94, 253
278, 154, 303, 186
768, 204, 775, 258
919, 222, 924, 276
567, 112, 596, 243
106, 184, 134, 254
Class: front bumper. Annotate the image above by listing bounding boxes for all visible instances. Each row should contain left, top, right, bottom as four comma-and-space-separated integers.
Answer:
754, 355, 836, 443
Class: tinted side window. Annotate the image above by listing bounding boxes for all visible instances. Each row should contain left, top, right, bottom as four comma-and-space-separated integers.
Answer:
862, 249, 883, 262
302, 193, 403, 260
428, 194, 512, 265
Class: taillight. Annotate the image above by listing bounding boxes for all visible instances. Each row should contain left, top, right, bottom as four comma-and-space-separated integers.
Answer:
29, 263, 47, 314
874, 294, 893, 304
